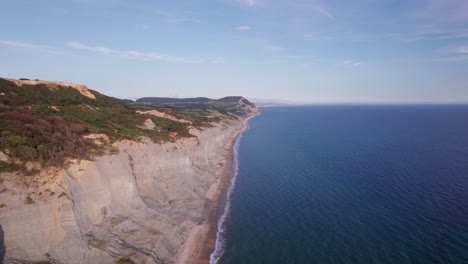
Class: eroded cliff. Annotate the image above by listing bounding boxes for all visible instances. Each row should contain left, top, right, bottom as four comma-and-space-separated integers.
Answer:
0, 78, 259, 264
0, 113, 258, 264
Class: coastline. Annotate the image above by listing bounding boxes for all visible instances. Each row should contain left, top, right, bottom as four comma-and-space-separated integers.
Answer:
175, 111, 260, 264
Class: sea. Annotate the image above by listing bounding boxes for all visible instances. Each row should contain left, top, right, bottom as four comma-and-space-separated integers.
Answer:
211, 105, 468, 264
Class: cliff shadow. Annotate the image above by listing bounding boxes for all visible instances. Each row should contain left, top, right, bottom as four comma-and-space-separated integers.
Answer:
0, 224, 4, 263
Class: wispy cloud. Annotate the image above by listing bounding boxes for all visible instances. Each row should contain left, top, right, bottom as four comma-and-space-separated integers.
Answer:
68, 41, 201, 63
315, 5, 334, 20
210, 57, 225, 64
235, 25, 251, 31
415, 0, 468, 23
441, 55, 468, 61
154, 9, 200, 23
279, 54, 317, 68
303, 32, 333, 41
399, 29, 468, 42
68, 41, 112, 55
121, 50, 201, 63
453, 46, 468, 53
288, 1, 335, 20
282, 55, 315, 60
235, 0, 257, 7
266, 45, 287, 52
343, 60, 364, 67
50, 7, 70, 16
440, 45, 468, 61
302, 62, 316, 68
0, 39, 60, 54
233, 0, 334, 20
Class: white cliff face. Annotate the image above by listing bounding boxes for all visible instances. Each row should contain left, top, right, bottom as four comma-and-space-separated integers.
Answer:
0, 110, 257, 264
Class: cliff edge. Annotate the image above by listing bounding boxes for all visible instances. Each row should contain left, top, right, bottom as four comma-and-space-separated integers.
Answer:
0, 78, 259, 264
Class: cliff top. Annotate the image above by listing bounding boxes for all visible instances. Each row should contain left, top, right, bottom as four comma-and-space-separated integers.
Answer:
135, 96, 255, 117
5, 78, 96, 99
137, 96, 254, 106
0, 77, 256, 173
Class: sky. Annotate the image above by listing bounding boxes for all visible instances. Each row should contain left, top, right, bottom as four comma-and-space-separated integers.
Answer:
0, 0, 467, 103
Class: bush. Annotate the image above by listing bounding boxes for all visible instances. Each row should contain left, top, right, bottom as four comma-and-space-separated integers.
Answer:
24, 195, 35, 205
115, 258, 136, 264
0, 161, 13, 173
88, 239, 106, 250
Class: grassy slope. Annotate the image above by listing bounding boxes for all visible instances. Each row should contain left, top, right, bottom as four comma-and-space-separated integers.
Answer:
0, 78, 253, 172
133, 96, 255, 119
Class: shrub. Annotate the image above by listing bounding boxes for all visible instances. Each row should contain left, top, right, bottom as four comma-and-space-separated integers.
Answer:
115, 258, 136, 264
88, 239, 106, 250
24, 195, 35, 205
0, 161, 13, 173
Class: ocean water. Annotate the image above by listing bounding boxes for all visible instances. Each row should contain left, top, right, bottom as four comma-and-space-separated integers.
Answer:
214, 105, 468, 264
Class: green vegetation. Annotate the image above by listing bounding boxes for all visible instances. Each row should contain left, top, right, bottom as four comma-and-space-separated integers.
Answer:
0, 161, 13, 173
133, 96, 254, 124
88, 239, 106, 250
24, 195, 35, 205
115, 258, 136, 264
110, 216, 126, 227
0, 78, 254, 173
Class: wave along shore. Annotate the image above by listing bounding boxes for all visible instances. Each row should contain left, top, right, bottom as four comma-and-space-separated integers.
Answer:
209, 126, 243, 264
176, 112, 260, 264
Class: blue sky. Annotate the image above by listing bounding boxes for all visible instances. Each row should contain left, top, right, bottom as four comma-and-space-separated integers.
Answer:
0, 0, 467, 103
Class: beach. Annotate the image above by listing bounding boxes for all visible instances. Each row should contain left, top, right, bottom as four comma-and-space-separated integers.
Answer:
175, 112, 260, 264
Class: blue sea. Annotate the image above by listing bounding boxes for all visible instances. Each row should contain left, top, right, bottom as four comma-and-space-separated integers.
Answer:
211, 105, 468, 264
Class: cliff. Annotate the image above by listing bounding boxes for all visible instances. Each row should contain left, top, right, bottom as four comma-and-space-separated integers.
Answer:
0, 78, 259, 263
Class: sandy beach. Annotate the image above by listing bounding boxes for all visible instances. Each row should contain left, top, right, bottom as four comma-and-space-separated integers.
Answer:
175, 112, 260, 264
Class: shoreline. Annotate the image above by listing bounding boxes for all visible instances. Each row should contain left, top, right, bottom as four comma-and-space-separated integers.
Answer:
175, 111, 260, 264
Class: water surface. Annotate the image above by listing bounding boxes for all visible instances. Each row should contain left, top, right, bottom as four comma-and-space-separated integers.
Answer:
219, 105, 468, 264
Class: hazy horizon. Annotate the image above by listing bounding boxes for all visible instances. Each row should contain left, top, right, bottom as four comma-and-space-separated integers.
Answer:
1, 0, 467, 102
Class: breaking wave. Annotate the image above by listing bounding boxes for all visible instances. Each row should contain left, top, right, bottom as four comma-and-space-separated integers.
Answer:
209, 132, 243, 264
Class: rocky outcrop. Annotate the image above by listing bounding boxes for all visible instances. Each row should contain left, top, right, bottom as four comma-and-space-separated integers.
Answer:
0, 107, 258, 264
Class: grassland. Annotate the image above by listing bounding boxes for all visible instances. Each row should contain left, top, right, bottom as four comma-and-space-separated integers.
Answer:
0, 78, 254, 172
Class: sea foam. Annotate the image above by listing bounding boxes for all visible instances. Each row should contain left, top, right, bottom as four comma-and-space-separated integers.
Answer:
209, 132, 243, 264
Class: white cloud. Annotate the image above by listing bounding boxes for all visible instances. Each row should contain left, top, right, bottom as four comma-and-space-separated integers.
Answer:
303, 63, 315, 68
50, 8, 70, 16
235, 25, 251, 31
235, 0, 257, 7
417, 0, 468, 23
266, 45, 287, 52
167, 17, 200, 23
343, 60, 363, 67
399, 29, 468, 42
0, 40, 41, 49
287, 1, 335, 20
67, 41, 112, 55
315, 5, 334, 20
210, 57, 225, 64
154, 9, 200, 24
441, 55, 468, 62
121, 50, 201, 63
0, 39, 60, 54
440, 45, 468, 61
283, 55, 315, 59
454, 46, 468, 54
68, 41, 201, 63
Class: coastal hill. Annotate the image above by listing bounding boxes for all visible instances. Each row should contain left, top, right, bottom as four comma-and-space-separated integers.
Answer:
0, 77, 258, 264
0, 77, 254, 172
136, 96, 255, 116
